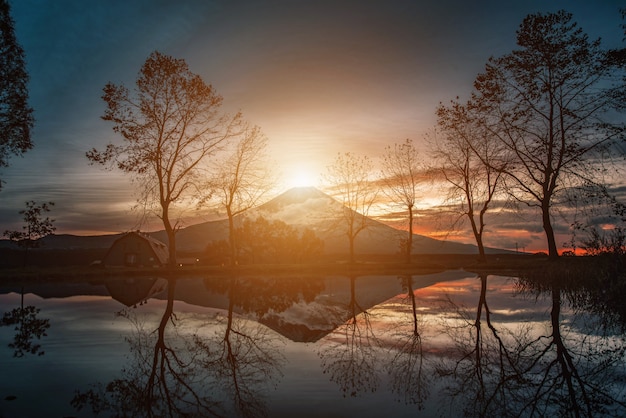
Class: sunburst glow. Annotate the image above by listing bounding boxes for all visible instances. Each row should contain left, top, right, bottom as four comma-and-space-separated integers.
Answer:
286, 168, 319, 189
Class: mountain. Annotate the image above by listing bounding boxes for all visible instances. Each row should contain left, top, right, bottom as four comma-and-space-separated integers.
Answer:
5, 187, 510, 255
156, 186, 500, 255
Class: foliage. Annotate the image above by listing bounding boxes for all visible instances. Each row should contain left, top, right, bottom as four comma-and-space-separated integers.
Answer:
582, 226, 626, 256
87, 51, 245, 266
3, 200, 55, 267
0, 304, 50, 357
203, 239, 231, 265
3, 200, 56, 246
0, 0, 34, 189
233, 216, 324, 264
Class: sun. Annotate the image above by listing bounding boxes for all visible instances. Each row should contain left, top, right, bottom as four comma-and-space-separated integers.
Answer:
286, 168, 319, 189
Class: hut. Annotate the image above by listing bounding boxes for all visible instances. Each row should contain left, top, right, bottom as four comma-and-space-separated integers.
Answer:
102, 231, 169, 268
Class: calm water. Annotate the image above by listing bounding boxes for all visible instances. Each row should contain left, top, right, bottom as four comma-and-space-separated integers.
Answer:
0, 270, 624, 417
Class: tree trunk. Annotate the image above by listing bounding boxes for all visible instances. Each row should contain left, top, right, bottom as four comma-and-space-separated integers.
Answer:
542, 203, 559, 259
468, 212, 487, 263
166, 230, 177, 267
227, 208, 237, 266
162, 207, 177, 267
406, 206, 414, 264
349, 236, 355, 264
348, 218, 355, 264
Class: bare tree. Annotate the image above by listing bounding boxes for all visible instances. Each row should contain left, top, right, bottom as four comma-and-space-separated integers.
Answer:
87, 51, 244, 266
432, 99, 506, 262
380, 139, 424, 263
472, 11, 626, 259
318, 276, 381, 398
0, 0, 34, 189
386, 275, 430, 408
207, 125, 276, 265
324, 152, 377, 263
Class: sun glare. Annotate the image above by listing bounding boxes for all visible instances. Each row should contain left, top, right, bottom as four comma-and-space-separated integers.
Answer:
287, 169, 318, 189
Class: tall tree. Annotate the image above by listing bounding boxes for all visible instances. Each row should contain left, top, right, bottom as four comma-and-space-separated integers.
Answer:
472, 10, 625, 259
432, 99, 506, 262
87, 51, 244, 266
324, 152, 377, 263
380, 139, 424, 263
0, 0, 34, 189
208, 125, 275, 265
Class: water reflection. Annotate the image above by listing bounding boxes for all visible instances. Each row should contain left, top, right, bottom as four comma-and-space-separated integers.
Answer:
73, 276, 286, 418
385, 275, 429, 408
0, 287, 50, 357
437, 269, 626, 417
201, 276, 287, 418
516, 266, 626, 417
318, 275, 382, 398
0, 268, 624, 417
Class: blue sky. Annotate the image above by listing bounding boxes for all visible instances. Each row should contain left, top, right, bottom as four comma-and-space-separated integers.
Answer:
1, 0, 624, 251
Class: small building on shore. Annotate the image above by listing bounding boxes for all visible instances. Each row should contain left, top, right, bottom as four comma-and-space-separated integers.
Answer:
102, 231, 169, 268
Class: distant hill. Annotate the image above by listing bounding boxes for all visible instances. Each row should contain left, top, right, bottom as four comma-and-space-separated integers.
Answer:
1, 187, 512, 256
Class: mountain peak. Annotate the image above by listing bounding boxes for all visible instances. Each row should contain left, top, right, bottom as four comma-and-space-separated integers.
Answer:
259, 186, 333, 212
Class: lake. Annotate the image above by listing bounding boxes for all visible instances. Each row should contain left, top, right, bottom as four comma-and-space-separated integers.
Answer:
1, 269, 625, 417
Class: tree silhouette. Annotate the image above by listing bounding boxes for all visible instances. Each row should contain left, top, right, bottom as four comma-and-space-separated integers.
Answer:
324, 152, 377, 263
0, 287, 50, 357
380, 139, 425, 263
318, 276, 381, 397
3, 200, 55, 267
385, 275, 430, 408
73, 278, 224, 417
514, 272, 626, 417
73, 276, 294, 417
0, 0, 34, 190
87, 51, 245, 266
206, 125, 276, 265
432, 99, 507, 262
437, 270, 626, 417
197, 276, 286, 418
436, 274, 527, 417
471, 11, 626, 259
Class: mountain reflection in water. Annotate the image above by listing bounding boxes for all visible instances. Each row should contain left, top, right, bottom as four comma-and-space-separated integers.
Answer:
0, 269, 624, 418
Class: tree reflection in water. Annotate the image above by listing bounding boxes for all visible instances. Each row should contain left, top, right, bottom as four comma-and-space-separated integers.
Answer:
199, 275, 288, 418
437, 268, 626, 418
72, 276, 286, 418
0, 286, 50, 357
385, 275, 430, 409
318, 275, 381, 398
435, 273, 528, 417
515, 265, 626, 417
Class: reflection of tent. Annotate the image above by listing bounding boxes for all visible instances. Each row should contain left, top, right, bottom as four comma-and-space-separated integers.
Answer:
105, 277, 168, 307
102, 231, 169, 268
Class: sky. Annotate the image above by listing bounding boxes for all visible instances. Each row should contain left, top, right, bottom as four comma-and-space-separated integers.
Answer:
1, 0, 624, 253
